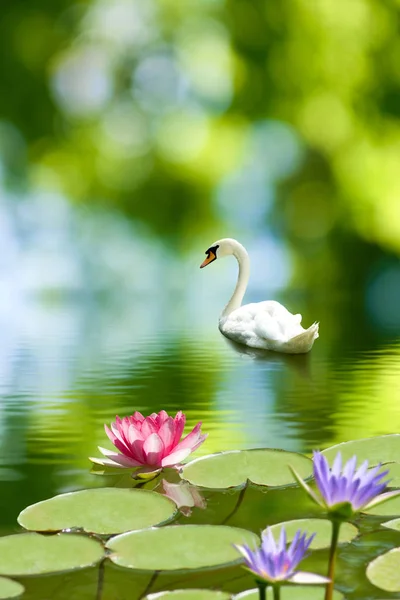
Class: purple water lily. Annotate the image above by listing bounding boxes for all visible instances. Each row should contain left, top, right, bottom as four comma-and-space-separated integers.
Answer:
313, 451, 391, 511
291, 451, 399, 518
235, 527, 328, 585
290, 451, 400, 600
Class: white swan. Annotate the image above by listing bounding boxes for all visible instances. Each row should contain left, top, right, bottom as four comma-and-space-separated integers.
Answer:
200, 238, 319, 354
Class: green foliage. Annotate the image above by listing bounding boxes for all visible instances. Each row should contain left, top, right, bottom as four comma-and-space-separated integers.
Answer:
366, 547, 400, 592
322, 435, 400, 467
106, 525, 259, 571
18, 488, 177, 535
180, 449, 312, 489
0, 533, 103, 576
0, 577, 24, 599
1, 0, 400, 262
1, 439, 400, 596
364, 495, 400, 516
382, 517, 400, 532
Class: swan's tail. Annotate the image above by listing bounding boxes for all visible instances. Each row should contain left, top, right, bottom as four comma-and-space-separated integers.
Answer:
282, 322, 319, 355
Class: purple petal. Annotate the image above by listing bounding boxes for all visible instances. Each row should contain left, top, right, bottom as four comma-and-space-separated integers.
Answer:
352, 482, 388, 510
354, 459, 369, 481
313, 452, 331, 503
360, 465, 389, 488
342, 455, 357, 480
278, 527, 287, 553
234, 544, 254, 566
331, 475, 348, 504
304, 532, 316, 552
332, 452, 342, 477
287, 530, 301, 560
263, 528, 277, 554
235, 526, 316, 582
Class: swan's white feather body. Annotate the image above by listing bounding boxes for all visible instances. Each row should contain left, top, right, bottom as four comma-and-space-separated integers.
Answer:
219, 301, 319, 353
201, 238, 319, 354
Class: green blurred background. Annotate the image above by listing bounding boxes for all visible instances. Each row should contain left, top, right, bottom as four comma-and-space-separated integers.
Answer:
1, 0, 400, 575
2, 0, 400, 292
2, 0, 400, 262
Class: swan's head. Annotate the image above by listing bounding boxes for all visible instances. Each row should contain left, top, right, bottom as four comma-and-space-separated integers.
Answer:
200, 238, 236, 268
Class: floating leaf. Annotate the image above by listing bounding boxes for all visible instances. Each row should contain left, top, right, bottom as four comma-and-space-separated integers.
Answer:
322, 435, 400, 468
363, 494, 400, 516
235, 587, 343, 599
0, 533, 103, 576
180, 449, 312, 489
18, 488, 176, 535
366, 547, 400, 591
147, 591, 231, 599
0, 577, 24, 599
107, 525, 259, 571
381, 462, 400, 487
383, 518, 400, 532
268, 519, 358, 549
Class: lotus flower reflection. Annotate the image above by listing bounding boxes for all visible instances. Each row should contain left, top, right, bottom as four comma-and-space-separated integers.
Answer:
90, 410, 207, 472
235, 527, 328, 585
292, 451, 399, 518
161, 480, 206, 516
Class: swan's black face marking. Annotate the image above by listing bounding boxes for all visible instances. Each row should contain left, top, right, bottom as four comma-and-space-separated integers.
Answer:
200, 244, 219, 269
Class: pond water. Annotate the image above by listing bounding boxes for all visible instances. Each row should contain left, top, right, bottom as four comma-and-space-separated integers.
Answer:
1, 289, 400, 599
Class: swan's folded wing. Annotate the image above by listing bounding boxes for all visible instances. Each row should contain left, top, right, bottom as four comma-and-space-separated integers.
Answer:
254, 306, 304, 342
253, 310, 284, 342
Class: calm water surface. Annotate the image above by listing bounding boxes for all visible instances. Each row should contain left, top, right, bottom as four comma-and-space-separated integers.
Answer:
1, 292, 400, 598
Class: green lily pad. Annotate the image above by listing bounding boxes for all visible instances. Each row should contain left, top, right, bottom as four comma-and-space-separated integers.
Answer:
147, 591, 231, 599
235, 588, 343, 599
180, 449, 312, 489
18, 488, 176, 535
0, 577, 24, 599
268, 519, 358, 549
363, 495, 400, 516
381, 462, 400, 487
322, 435, 400, 467
382, 517, 400, 532
0, 533, 103, 576
366, 547, 400, 591
107, 525, 259, 571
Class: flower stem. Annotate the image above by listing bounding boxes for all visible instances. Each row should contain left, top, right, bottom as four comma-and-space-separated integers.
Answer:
221, 484, 247, 524
140, 571, 159, 598
95, 559, 105, 600
272, 585, 280, 600
325, 519, 341, 600
257, 581, 267, 600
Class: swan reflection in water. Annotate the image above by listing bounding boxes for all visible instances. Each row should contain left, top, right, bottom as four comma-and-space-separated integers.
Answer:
222, 335, 312, 380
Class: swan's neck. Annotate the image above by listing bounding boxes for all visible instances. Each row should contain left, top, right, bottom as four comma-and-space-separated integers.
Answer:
222, 242, 250, 317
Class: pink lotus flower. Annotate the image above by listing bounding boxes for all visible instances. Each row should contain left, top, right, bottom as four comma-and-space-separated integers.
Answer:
90, 410, 207, 471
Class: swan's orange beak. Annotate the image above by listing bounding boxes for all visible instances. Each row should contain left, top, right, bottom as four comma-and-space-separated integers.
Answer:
200, 251, 216, 268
